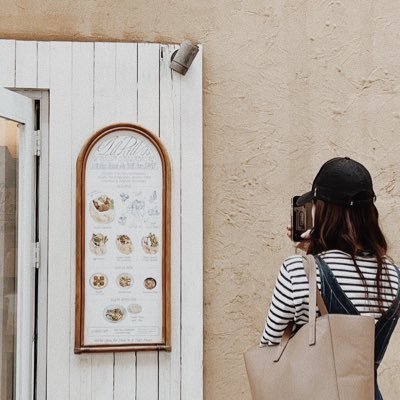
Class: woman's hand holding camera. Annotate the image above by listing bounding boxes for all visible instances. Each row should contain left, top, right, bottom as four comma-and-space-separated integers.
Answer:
286, 226, 311, 252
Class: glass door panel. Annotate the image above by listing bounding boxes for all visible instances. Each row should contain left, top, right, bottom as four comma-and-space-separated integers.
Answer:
0, 117, 19, 399
0, 87, 35, 400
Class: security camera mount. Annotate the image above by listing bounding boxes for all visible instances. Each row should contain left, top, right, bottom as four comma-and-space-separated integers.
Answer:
170, 40, 199, 76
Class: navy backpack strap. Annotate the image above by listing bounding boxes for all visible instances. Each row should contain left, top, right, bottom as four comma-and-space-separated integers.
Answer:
315, 255, 360, 315
375, 265, 400, 366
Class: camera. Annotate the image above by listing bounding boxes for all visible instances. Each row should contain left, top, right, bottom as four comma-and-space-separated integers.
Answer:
291, 196, 313, 242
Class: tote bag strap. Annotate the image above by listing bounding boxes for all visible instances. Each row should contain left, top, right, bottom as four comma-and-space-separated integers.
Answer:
303, 255, 328, 345
303, 255, 328, 317
274, 255, 328, 362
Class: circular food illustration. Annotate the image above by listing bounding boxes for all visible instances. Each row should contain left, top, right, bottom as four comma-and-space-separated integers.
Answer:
116, 234, 133, 255
103, 305, 126, 323
141, 233, 159, 255
89, 273, 108, 289
89, 195, 115, 224
89, 233, 108, 256
127, 303, 142, 314
117, 273, 133, 288
144, 277, 157, 290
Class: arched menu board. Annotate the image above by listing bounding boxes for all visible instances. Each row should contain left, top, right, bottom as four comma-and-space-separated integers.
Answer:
75, 123, 171, 353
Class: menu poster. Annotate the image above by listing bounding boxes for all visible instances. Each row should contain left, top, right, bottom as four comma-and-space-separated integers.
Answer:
75, 124, 171, 353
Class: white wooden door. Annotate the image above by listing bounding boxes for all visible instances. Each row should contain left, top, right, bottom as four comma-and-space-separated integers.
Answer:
0, 87, 36, 400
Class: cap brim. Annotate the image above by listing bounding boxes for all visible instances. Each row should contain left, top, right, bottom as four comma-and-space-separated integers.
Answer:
296, 191, 313, 206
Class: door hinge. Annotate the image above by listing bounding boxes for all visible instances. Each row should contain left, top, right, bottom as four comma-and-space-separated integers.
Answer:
34, 129, 41, 156
33, 242, 40, 269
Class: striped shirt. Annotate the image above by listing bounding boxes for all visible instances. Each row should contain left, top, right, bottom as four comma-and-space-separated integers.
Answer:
260, 250, 400, 346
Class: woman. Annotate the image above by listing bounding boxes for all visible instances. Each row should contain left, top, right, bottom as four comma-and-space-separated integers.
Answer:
260, 157, 400, 400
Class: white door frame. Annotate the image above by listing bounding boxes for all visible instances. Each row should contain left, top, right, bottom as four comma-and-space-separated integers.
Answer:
14, 89, 50, 400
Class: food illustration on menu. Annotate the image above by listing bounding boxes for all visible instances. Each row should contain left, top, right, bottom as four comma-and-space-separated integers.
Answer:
89, 195, 115, 223
144, 277, 157, 290
128, 303, 143, 314
116, 234, 134, 254
89, 233, 108, 255
90, 273, 108, 289
104, 305, 126, 323
83, 130, 164, 346
117, 273, 133, 288
141, 233, 159, 254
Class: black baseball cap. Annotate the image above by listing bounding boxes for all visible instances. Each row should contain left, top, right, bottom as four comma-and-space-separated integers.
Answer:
296, 157, 376, 206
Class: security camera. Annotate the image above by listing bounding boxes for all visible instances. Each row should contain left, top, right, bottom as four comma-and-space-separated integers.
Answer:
170, 40, 199, 75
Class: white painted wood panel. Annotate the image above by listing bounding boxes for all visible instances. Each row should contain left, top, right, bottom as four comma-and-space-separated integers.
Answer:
15, 40, 37, 88
37, 42, 50, 89
0, 39, 15, 87
47, 41, 73, 400
115, 42, 138, 122
91, 41, 117, 399
2, 39, 203, 400
136, 43, 160, 400
181, 46, 203, 400
158, 44, 181, 400
138, 44, 160, 135
113, 42, 138, 400
69, 41, 95, 400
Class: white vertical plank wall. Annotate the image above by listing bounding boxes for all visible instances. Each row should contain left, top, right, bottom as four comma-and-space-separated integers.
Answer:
47, 41, 74, 400
0, 39, 203, 400
159, 44, 181, 400
113, 42, 138, 400
70, 41, 95, 400
90, 41, 118, 400
180, 46, 203, 400
0, 40, 15, 87
137, 43, 160, 400
15, 41, 37, 88
37, 42, 50, 89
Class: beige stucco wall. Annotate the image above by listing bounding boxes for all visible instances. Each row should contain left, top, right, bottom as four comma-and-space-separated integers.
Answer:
2, 1, 400, 399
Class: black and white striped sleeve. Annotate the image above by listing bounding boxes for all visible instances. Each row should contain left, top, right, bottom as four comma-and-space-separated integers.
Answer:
260, 262, 295, 346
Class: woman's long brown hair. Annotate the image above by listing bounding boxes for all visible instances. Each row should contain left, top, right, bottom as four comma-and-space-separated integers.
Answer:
307, 199, 391, 314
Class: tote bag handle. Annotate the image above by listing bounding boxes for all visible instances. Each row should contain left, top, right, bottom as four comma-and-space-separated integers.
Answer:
273, 255, 328, 362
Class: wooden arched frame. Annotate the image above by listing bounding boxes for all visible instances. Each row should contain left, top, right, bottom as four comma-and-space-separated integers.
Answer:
75, 123, 171, 353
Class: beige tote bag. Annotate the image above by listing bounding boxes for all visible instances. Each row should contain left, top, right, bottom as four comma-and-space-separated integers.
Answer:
244, 255, 375, 400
